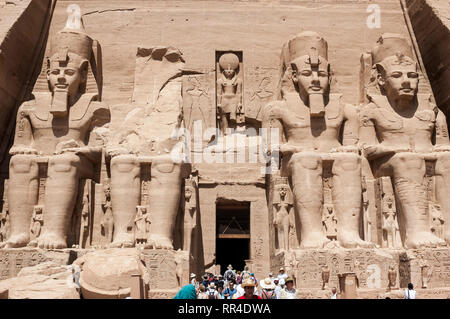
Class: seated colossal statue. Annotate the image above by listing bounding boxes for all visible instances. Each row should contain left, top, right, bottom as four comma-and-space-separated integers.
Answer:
1, 11, 110, 249
263, 31, 372, 249
360, 33, 450, 248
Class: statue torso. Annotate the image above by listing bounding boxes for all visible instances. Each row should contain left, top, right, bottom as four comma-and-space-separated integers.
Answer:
363, 94, 436, 153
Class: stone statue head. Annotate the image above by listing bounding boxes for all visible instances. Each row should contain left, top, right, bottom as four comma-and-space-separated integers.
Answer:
47, 6, 93, 116
219, 53, 239, 79
285, 31, 331, 116
185, 185, 194, 201
371, 34, 419, 106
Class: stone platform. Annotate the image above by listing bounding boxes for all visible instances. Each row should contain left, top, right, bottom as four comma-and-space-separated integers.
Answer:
273, 248, 450, 290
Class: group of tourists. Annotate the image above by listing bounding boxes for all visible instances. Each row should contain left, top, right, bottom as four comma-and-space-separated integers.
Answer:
174, 265, 302, 299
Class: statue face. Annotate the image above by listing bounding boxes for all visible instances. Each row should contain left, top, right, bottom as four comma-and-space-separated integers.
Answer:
291, 56, 330, 97
47, 56, 87, 99
377, 56, 419, 104
223, 68, 235, 79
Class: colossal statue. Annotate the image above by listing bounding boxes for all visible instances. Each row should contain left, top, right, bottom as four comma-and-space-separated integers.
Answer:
0, 9, 110, 249
106, 46, 186, 249
264, 31, 372, 248
361, 33, 449, 248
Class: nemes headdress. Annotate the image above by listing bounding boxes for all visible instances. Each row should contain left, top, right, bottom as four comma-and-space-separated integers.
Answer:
371, 33, 414, 66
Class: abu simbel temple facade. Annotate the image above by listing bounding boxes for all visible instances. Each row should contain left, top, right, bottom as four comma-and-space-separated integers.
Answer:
0, 0, 450, 299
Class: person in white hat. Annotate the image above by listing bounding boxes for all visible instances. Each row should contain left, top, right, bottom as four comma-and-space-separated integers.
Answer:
277, 267, 288, 287
207, 282, 218, 299
237, 278, 262, 299
259, 277, 277, 299
190, 273, 197, 287
277, 277, 299, 299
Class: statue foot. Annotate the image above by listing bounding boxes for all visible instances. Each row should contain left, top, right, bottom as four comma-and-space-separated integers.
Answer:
146, 235, 173, 250
405, 232, 447, 249
2, 234, 29, 248
339, 234, 375, 248
300, 232, 330, 249
109, 233, 135, 248
27, 240, 38, 248
37, 233, 67, 249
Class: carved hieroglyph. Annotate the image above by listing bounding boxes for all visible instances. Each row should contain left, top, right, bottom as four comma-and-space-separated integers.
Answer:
263, 31, 372, 249
1, 6, 110, 249
106, 46, 186, 249
360, 33, 450, 248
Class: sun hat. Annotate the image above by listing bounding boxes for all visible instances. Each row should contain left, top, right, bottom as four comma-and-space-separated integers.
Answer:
260, 277, 276, 290
241, 278, 256, 288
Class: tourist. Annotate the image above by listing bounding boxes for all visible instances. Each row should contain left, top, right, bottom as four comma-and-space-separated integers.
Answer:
173, 284, 197, 299
277, 277, 299, 299
217, 274, 225, 288
197, 284, 208, 299
331, 287, 338, 299
237, 278, 262, 299
277, 267, 288, 287
217, 285, 225, 299
234, 273, 250, 299
274, 279, 282, 296
224, 264, 236, 283
207, 283, 219, 299
190, 273, 197, 286
236, 271, 242, 284
259, 277, 277, 299
224, 280, 237, 299
404, 283, 416, 299
269, 272, 275, 283
201, 274, 209, 288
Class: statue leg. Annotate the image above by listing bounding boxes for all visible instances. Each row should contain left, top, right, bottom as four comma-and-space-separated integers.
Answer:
434, 152, 450, 245
2, 155, 38, 248
147, 155, 182, 249
288, 152, 329, 248
38, 153, 90, 249
332, 153, 373, 248
110, 155, 140, 248
389, 152, 446, 248
282, 214, 290, 251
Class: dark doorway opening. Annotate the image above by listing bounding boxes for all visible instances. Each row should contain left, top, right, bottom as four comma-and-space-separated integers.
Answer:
216, 201, 250, 275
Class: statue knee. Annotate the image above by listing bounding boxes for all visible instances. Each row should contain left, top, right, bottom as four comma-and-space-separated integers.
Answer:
435, 153, 450, 173
48, 153, 80, 173
110, 155, 139, 173
152, 155, 181, 175
333, 153, 360, 172
290, 152, 321, 171
392, 152, 424, 170
9, 155, 37, 174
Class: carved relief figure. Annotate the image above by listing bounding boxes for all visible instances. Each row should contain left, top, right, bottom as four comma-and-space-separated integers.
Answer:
360, 33, 449, 248
387, 264, 397, 291
217, 52, 243, 133
79, 192, 90, 248
0, 201, 9, 243
322, 265, 330, 290
322, 204, 337, 241
28, 205, 44, 247
273, 180, 294, 251
183, 180, 197, 252
101, 182, 114, 243
419, 258, 430, 288
264, 31, 372, 248
381, 195, 402, 248
362, 176, 372, 242
0, 7, 110, 249
430, 203, 444, 239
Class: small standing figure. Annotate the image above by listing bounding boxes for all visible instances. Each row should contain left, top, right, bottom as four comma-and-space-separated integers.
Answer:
419, 258, 430, 289
29, 205, 44, 247
101, 183, 114, 244
322, 265, 330, 290
430, 203, 445, 239
0, 201, 9, 243
216, 52, 243, 134
134, 206, 149, 246
387, 265, 397, 291
322, 204, 338, 241
78, 192, 90, 248
273, 182, 294, 251
183, 182, 197, 252
362, 176, 372, 242
382, 195, 402, 248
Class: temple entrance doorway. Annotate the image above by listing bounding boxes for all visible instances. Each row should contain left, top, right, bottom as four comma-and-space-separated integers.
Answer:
216, 200, 250, 275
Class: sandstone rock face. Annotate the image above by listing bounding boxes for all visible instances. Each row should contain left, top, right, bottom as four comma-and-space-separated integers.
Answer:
0, 261, 79, 299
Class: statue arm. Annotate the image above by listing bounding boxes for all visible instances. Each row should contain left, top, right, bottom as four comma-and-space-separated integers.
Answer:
434, 108, 450, 148
342, 104, 359, 146
216, 79, 223, 106
10, 104, 36, 155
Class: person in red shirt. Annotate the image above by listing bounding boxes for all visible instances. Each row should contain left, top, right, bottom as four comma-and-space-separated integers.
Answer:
237, 278, 262, 299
